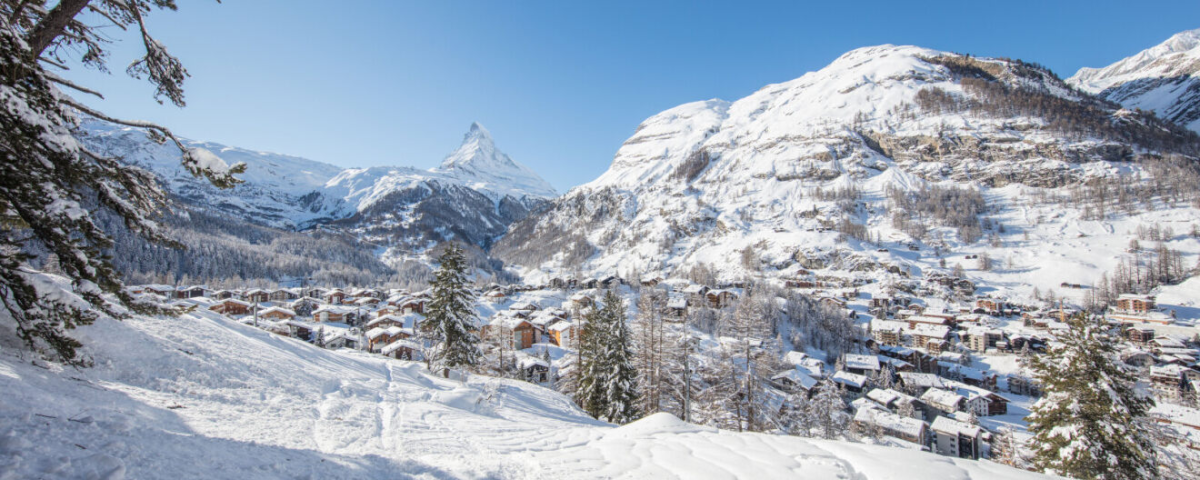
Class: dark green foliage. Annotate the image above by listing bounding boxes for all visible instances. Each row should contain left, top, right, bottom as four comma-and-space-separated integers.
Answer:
422, 243, 481, 375
576, 289, 640, 424
1025, 314, 1157, 479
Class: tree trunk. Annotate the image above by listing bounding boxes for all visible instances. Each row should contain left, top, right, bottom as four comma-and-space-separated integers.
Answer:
25, 0, 92, 58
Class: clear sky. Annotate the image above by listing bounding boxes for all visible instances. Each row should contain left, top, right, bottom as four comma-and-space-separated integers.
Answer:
66, 0, 1200, 192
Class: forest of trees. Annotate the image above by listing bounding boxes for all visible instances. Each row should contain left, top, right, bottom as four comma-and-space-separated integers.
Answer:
886, 184, 988, 243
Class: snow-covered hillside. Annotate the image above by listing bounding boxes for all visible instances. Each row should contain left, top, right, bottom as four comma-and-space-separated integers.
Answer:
0, 294, 1043, 479
494, 44, 1200, 312
1069, 28, 1200, 133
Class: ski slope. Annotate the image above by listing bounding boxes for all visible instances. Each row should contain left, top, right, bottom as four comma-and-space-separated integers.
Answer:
0, 307, 1044, 479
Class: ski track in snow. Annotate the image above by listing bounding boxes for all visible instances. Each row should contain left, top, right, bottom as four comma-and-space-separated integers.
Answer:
0, 309, 1045, 479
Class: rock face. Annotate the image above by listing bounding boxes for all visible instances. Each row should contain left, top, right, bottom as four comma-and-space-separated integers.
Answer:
80, 120, 555, 256
1069, 28, 1200, 133
494, 44, 1200, 282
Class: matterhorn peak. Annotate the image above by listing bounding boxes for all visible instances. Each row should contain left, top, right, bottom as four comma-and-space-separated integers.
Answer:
433, 122, 557, 199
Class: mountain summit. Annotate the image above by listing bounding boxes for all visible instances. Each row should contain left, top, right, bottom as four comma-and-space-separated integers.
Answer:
1068, 28, 1200, 133
437, 122, 557, 200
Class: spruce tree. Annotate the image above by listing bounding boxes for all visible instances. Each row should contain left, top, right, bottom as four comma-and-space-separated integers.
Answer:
599, 289, 639, 424
422, 243, 481, 377
808, 380, 848, 439
1025, 314, 1157, 480
576, 305, 606, 418
0, 2, 245, 364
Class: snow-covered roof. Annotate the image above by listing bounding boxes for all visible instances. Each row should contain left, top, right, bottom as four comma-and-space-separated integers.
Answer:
909, 324, 950, 338
832, 371, 868, 389
666, 296, 688, 309
920, 388, 964, 409
771, 369, 818, 390
381, 339, 421, 355
854, 407, 926, 439
899, 372, 945, 389
259, 306, 296, 316
931, 416, 981, 437
843, 354, 880, 371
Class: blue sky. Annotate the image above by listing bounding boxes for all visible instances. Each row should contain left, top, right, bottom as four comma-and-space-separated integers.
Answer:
67, 0, 1200, 192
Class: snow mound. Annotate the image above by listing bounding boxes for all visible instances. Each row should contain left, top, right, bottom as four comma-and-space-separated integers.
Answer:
607, 412, 717, 437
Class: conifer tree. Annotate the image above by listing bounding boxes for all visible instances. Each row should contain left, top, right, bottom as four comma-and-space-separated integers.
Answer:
422, 243, 481, 377
576, 305, 606, 418
808, 380, 848, 439
0, 1, 245, 364
1025, 314, 1157, 480
599, 289, 640, 424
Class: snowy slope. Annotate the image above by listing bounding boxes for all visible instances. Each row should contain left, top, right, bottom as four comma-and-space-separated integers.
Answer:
0, 294, 1044, 479
80, 119, 555, 254
495, 44, 1200, 314
1068, 29, 1200, 133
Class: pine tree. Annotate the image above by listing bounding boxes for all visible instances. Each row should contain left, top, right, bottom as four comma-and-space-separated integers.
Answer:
422, 243, 481, 378
576, 306, 606, 418
599, 289, 640, 424
1026, 314, 1157, 480
0, 2, 245, 364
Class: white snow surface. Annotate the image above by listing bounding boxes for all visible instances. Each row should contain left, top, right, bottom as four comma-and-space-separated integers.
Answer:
0, 308, 1044, 479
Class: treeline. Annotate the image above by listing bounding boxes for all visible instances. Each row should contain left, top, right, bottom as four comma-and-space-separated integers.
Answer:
1085, 240, 1193, 312
93, 207, 401, 288
886, 184, 987, 243
913, 79, 1200, 156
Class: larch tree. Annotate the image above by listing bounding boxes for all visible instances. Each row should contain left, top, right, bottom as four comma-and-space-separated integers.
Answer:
422, 243, 481, 378
1025, 314, 1157, 480
0, 0, 245, 364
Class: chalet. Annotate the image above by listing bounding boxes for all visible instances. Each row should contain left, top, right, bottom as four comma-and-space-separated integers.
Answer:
871, 321, 905, 347
879, 345, 934, 374
665, 296, 688, 320
1126, 327, 1157, 345
275, 320, 313, 341
975, 298, 1004, 315
852, 406, 928, 445
140, 285, 176, 298
209, 289, 234, 300
1109, 310, 1175, 325
842, 354, 881, 376
381, 338, 420, 360
783, 351, 825, 378
938, 363, 997, 391
931, 416, 983, 460
548, 278, 566, 290
397, 297, 428, 315
258, 307, 296, 321
208, 298, 251, 316
302, 287, 327, 299
485, 315, 537, 350
771, 369, 819, 397
483, 290, 508, 302
243, 289, 269, 304
1006, 374, 1041, 397
865, 388, 926, 420
963, 327, 1003, 352
569, 293, 594, 310
831, 371, 870, 396
269, 289, 297, 302
599, 276, 622, 289
909, 324, 950, 351
681, 285, 710, 306
366, 326, 408, 352
905, 315, 950, 330
313, 306, 356, 324
177, 286, 209, 299
366, 314, 417, 331
549, 321, 578, 348
1121, 350, 1155, 369
510, 301, 541, 312
819, 297, 847, 309
1150, 365, 1190, 403
898, 372, 946, 395
516, 355, 551, 383
324, 290, 346, 305
1116, 294, 1156, 314
706, 289, 738, 309
921, 388, 966, 415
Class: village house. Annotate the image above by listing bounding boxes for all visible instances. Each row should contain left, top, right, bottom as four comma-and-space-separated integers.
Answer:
1116, 294, 1156, 314
549, 321, 578, 348
1150, 365, 1191, 403
1126, 327, 1157, 345
920, 388, 966, 416
569, 293, 594, 310
208, 298, 251, 316
842, 354, 881, 377
706, 289, 738, 309
324, 289, 346, 305
898, 372, 946, 395
268, 289, 297, 302
210, 289, 234, 300
852, 406, 928, 445
313, 306, 356, 324
258, 306, 296, 321
1006, 374, 1040, 397
831, 371, 870, 397
865, 388, 926, 420
665, 295, 688, 320
871, 321, 904, 347
176, 286, 209, 299
366, 326, 408, 353
381, 338, 420, 360
771, 369, 819, 397
243, 289, 269, 304
931, 416, 983, 460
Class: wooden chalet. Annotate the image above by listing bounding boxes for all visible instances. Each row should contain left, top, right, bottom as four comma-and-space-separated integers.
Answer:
259, 307, 296, 321
209, 299, 251, 316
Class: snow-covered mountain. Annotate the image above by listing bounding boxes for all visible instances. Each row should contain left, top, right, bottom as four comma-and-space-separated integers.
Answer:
80, 120, 555, 258
0, 275, 1046, 479
1068, 28, 1200, 133
494, 44, 1200, 303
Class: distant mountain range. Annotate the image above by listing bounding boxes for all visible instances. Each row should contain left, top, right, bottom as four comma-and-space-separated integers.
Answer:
1069, 28, 1200, 133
